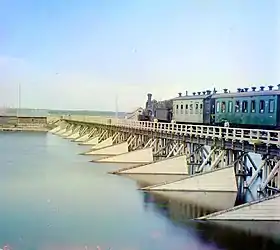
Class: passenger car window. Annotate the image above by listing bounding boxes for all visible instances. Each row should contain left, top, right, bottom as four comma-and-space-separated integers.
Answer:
269, 99, 274, 113
251, 100, 256, 113
242, 101, 248, 113
216, 102, 220, 113
228, 101, 233, 113
190, 104, 193, 114
235, 101, 240, 112
259, 100, 265, 113
221, 101, 226, 113
195, 103, 199, 114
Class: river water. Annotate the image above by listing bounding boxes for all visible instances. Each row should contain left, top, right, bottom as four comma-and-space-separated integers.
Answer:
0, 132, 279, 250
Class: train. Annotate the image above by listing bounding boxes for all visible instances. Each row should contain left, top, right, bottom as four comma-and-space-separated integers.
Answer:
139, 84, 280, 129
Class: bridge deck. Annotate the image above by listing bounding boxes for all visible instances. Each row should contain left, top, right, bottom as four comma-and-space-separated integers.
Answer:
61, 115, 280, 156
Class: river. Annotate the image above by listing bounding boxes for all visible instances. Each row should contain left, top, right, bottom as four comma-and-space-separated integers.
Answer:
0, 132, 279, 250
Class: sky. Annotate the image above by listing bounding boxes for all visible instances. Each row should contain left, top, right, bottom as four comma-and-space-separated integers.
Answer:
0, 0, 279, 112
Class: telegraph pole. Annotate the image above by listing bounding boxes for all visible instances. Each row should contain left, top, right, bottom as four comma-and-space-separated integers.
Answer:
115, 94, 119, 118
17, 83, 21, 117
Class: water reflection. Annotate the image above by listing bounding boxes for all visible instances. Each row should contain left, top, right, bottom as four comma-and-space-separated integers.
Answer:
141, 189, 219, 222
139, 183, 280, 250
140, 187, 237, 212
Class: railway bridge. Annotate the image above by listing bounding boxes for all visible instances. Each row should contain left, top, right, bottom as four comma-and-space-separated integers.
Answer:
49, 115, 280, 223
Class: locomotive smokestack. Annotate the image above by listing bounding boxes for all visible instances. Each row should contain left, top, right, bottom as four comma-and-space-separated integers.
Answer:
197, 91, 201, 95
268, 85, 273, 90
277, 84, 280, 90
202, 91, 206, 95
193, 92, 196, 96
223, 89, 228, 93
185, 91, 188, 96
206, 90, 211, 95
251, 87, 256, 91
178, 92, 182, 97
237, 88, 241, 93
146, 93, 153, 110
244, 88, 249, 92
259, 86, 265, 91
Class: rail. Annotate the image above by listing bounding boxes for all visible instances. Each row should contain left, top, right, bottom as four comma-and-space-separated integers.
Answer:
60, 115, 280, 147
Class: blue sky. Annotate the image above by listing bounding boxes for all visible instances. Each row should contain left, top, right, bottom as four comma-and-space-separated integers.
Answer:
0, 0, 278, 111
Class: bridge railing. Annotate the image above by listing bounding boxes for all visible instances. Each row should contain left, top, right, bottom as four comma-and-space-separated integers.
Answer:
62, 115, 280, 147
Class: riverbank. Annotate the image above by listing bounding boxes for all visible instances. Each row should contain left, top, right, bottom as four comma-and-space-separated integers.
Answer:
0, 114, 58, 132
0, 126, 49, 132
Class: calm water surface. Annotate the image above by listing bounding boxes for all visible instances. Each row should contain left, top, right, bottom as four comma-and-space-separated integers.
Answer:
0, 132, 279, 250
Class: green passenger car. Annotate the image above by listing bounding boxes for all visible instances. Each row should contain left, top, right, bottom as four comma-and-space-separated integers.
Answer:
213, 91, 279, 128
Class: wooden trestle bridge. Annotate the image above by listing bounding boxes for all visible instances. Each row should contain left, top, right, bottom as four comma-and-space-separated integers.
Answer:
49, 115, 280, 223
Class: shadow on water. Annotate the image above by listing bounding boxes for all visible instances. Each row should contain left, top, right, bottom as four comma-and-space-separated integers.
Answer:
194, 221, 280, 250
137, 182, 280, 250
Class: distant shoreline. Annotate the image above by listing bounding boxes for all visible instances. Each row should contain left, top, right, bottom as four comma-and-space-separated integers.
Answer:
1, 108, 127, 117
